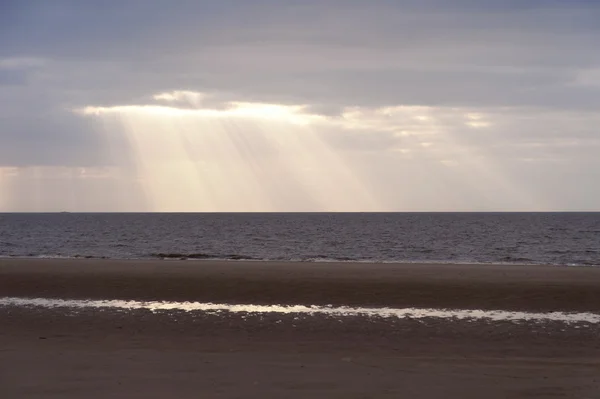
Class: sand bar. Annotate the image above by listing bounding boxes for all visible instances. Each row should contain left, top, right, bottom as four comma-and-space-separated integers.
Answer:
1, 258, 600, 311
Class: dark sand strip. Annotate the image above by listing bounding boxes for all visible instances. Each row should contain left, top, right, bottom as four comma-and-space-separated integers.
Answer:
1, 258, 600, 311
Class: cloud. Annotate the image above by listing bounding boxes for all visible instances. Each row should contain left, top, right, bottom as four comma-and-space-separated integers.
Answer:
1, 1, 600, 211
0, 57, 45, 69
56, 91, 597, 211
153, 90, 206, 107
0, 57, 45, 86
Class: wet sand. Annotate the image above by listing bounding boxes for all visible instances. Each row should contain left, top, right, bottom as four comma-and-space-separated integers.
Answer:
1, 259, 600, 398
1, 258, 600, 311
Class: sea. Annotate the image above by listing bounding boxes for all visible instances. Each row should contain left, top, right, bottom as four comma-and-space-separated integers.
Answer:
0, 213, 599, 266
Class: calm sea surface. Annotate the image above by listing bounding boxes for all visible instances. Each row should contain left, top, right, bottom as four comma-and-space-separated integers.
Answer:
0, 213, 599, 266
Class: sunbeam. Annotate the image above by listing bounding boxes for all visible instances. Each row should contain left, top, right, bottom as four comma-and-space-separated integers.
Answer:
0, 167, 16, 211
335, 105, 544, 211
404, 107, 543, 211
75, 91, 550, 212
80, 96, 379, 212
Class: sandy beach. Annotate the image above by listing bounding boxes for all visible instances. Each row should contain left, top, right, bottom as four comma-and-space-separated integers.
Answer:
1, 259, 600, 398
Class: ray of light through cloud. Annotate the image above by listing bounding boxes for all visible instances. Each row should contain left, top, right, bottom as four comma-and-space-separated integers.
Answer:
77, 91, 548, 212
329, 105, 545, 211
0, 168, 15, 211
2, 0, 600, 211
79, 93, 380, 212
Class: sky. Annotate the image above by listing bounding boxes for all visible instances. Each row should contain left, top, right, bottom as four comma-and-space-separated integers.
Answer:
1, 0, 600, 212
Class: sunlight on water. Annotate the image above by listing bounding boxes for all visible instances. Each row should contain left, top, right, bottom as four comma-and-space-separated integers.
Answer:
2, 297, 599, 324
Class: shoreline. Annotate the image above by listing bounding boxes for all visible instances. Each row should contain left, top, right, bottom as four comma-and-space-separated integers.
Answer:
2, 258, 600, 311
1, 254, 597, 268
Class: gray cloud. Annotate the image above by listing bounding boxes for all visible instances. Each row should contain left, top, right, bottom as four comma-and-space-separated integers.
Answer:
4, 1, 600, 109
1, 1, 600, 211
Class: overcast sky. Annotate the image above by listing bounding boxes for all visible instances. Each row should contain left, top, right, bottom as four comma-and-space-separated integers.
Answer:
1, 0, 599, 211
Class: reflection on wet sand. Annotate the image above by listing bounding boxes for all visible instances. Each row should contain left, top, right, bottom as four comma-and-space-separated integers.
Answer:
2, 297, 599, 325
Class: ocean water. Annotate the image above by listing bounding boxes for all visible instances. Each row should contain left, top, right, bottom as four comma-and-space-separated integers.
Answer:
0, 213, 598, 266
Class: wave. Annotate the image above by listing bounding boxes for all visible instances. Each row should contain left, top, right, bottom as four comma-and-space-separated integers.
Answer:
0, 254, 108, 260
500, 256, 534, 263
150, 253, 256, 261
149, 253, 361, 262
0, 253, 597, 267
301, 255, 359, 262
